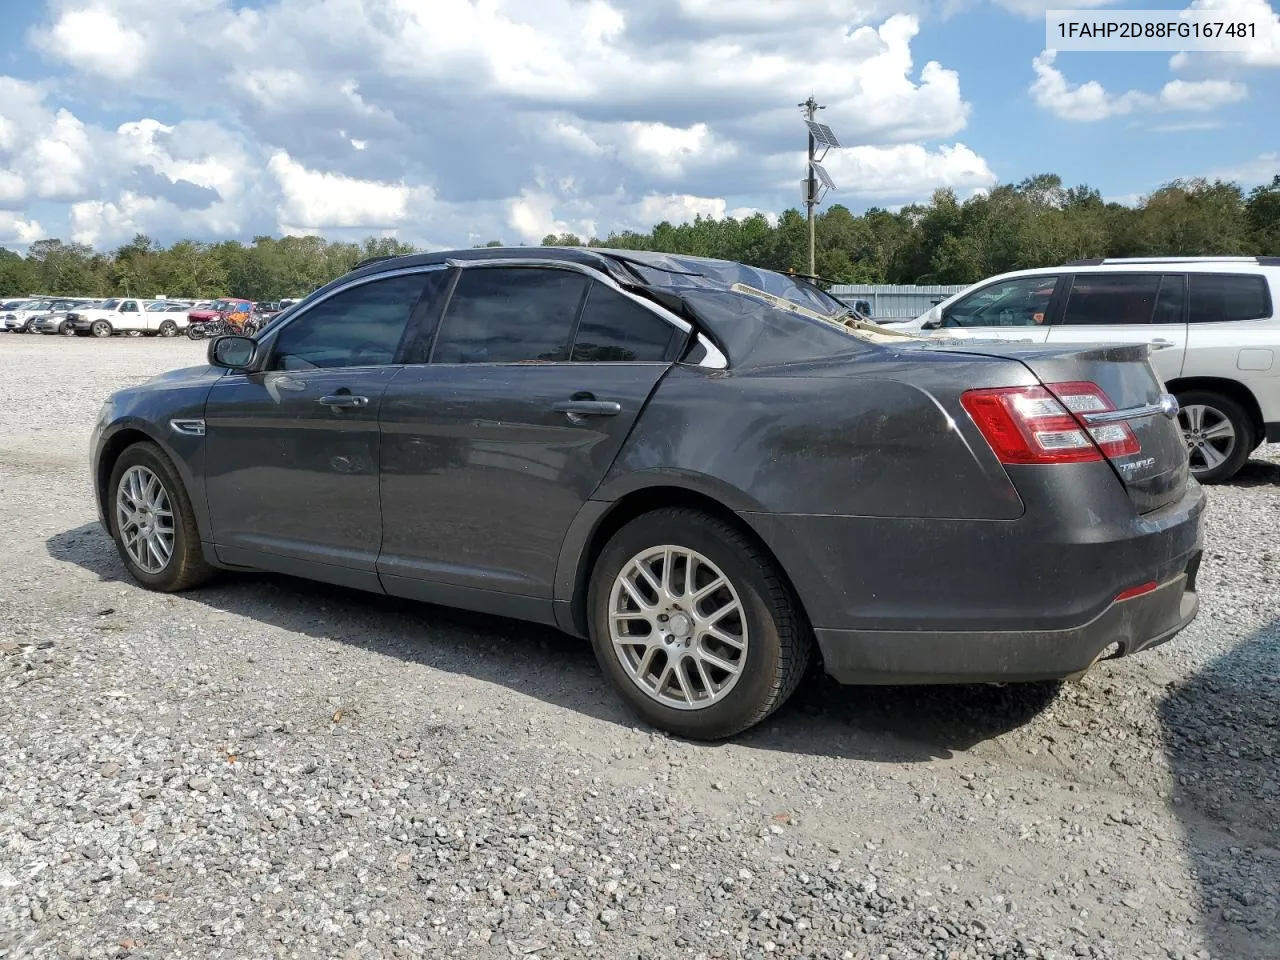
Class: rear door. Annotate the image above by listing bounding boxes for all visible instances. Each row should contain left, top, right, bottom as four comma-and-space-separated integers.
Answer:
934, 274, 1062, 343
377, 264, 687, 609
1045, 272, 1187, 384
1182, 271, 1274, 378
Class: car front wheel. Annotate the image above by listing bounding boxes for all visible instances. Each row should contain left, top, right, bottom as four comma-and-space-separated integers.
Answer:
587, 508, 811, 740
107, 443, 214, 592
1176, 390, 1253, 483
90, 320, 113, 338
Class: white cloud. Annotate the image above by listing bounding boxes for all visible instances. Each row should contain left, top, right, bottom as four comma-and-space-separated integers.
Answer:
36, 5, 144, 80
991, 0, 1118, 15
0, 211, 43, 245
820, 143, 998, 199
1170, 0, 1280, 70
1204, 152, 1280, 186
269, 152, 420, 230
1030, 51, 1150, 120
1031, 51, 1248, 120
1158, 78, 1248, 110
8, 1, 1000, 250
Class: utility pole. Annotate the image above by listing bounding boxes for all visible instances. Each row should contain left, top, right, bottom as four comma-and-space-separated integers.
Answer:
800, 96, 820, 277
797, 97, 840, 279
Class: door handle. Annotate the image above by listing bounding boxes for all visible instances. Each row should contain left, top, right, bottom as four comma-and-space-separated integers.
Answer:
1150, 338, 1176, 350
317, 394, 369, 409
552, 400, 622, 417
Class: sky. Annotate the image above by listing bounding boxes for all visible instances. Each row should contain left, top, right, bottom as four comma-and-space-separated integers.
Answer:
0, 0, 1277, 252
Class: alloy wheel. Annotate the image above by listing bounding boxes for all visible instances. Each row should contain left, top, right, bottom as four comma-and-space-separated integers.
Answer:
115, 465, 175, 574
1178, 403, 1236, 475
608, 545, 749, 711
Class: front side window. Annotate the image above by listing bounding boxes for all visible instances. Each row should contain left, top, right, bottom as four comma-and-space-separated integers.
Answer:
432, 267, 587, 364
943, 276, 1060, 328
121, 301, 139, 313
571, 283, 678, 362
1188, 273, 1271, 324
268, 272, 427, 370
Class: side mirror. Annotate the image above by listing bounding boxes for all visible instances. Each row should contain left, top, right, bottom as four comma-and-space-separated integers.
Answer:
920, 306, 944, 330
209, 335, 258, 371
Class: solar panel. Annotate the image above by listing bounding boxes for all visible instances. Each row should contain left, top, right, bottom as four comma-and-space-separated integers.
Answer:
805, 120, 841, 148
809, 161, 836, 191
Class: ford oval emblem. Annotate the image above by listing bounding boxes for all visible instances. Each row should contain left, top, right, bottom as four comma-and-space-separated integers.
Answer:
1158, 393, 1180, 419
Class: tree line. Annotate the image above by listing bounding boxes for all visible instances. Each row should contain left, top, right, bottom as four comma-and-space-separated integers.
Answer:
2, 173, 1278, 301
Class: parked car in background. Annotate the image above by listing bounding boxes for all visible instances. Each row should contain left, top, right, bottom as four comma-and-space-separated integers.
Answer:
0, 298, 32, 322
91, 247, 1204, 740
142, 300, 193, 337
187, 298, 249, 329
66, 298, 155, 337
4, 299, 54, 333
36, 298, 98, 335
897, 256, 1280, 482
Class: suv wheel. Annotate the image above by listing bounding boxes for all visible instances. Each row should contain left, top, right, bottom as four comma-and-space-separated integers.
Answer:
587, 508, 811, 740
1176, 390, 1254, 483
90, 320, 113, 338
107, 443, 214, 592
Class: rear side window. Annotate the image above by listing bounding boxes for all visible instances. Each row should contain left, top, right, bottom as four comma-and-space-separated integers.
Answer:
1060, 274, 1161, 325
433, 268, 587, 364
1188, 274, 1271, 324
571, 283, 678, 362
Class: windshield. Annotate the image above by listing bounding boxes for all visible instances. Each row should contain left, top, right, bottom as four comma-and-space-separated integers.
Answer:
100, 299, 121, 309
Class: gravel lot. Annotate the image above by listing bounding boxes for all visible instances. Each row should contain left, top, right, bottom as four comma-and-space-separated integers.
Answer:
1, 335, 1276, 960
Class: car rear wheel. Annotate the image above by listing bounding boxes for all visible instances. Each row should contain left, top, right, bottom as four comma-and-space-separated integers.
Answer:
90, 320, 113, 338
588, 508, 811, 740
157, 320, 178, 338
108, 443, 214, 592
1175, 390, 1253, 483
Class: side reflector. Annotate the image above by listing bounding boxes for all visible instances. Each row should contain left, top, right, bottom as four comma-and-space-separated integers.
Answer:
1114, 581, 1158, 602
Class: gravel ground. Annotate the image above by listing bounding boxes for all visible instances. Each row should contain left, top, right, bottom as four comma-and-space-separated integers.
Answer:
0, 335, 1276, 960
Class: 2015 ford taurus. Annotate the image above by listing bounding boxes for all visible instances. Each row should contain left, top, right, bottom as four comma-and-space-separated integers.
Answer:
91, 248, 1205, 739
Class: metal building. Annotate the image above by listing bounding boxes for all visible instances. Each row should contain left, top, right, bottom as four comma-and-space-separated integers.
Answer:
828, 283, 969, 322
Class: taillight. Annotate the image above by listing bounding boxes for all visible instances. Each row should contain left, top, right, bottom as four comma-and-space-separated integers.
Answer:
961, 381, 1139, 465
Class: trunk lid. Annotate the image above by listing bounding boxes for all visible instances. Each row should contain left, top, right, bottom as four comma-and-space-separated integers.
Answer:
920, 339, 1189, 513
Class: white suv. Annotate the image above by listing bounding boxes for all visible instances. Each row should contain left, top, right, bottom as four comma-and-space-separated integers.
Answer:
899, 256, 1280, 482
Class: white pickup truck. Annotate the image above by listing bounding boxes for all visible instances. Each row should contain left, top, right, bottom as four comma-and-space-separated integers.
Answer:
66, 298, 170, 337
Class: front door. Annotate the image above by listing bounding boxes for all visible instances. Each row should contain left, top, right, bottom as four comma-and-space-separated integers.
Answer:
204, 270, 432, 589
1045, 273, 1188, 384
377, 267, 686, 612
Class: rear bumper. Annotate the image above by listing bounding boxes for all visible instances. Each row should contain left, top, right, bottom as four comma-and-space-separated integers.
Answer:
815, 561, 1200, 684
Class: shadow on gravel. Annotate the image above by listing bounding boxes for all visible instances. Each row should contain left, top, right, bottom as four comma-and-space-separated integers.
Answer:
1160, 619, 1280, 959
49, 522, 1058, 762
1225, 456, 1280, 488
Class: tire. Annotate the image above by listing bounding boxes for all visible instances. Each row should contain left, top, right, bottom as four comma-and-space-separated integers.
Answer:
587, 508, 812, 740
107, 442, 214, 592
90, 319, 113, 338
24, 318, 39, 334
158, 320, 178, 338
1175, 390, 1254, 483
124, 329, 143, 338
186, 324, 206, 340
59, 321, 74, 336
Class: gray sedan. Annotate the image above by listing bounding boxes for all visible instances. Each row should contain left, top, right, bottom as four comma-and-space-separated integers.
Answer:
91, 248, 1205, 739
